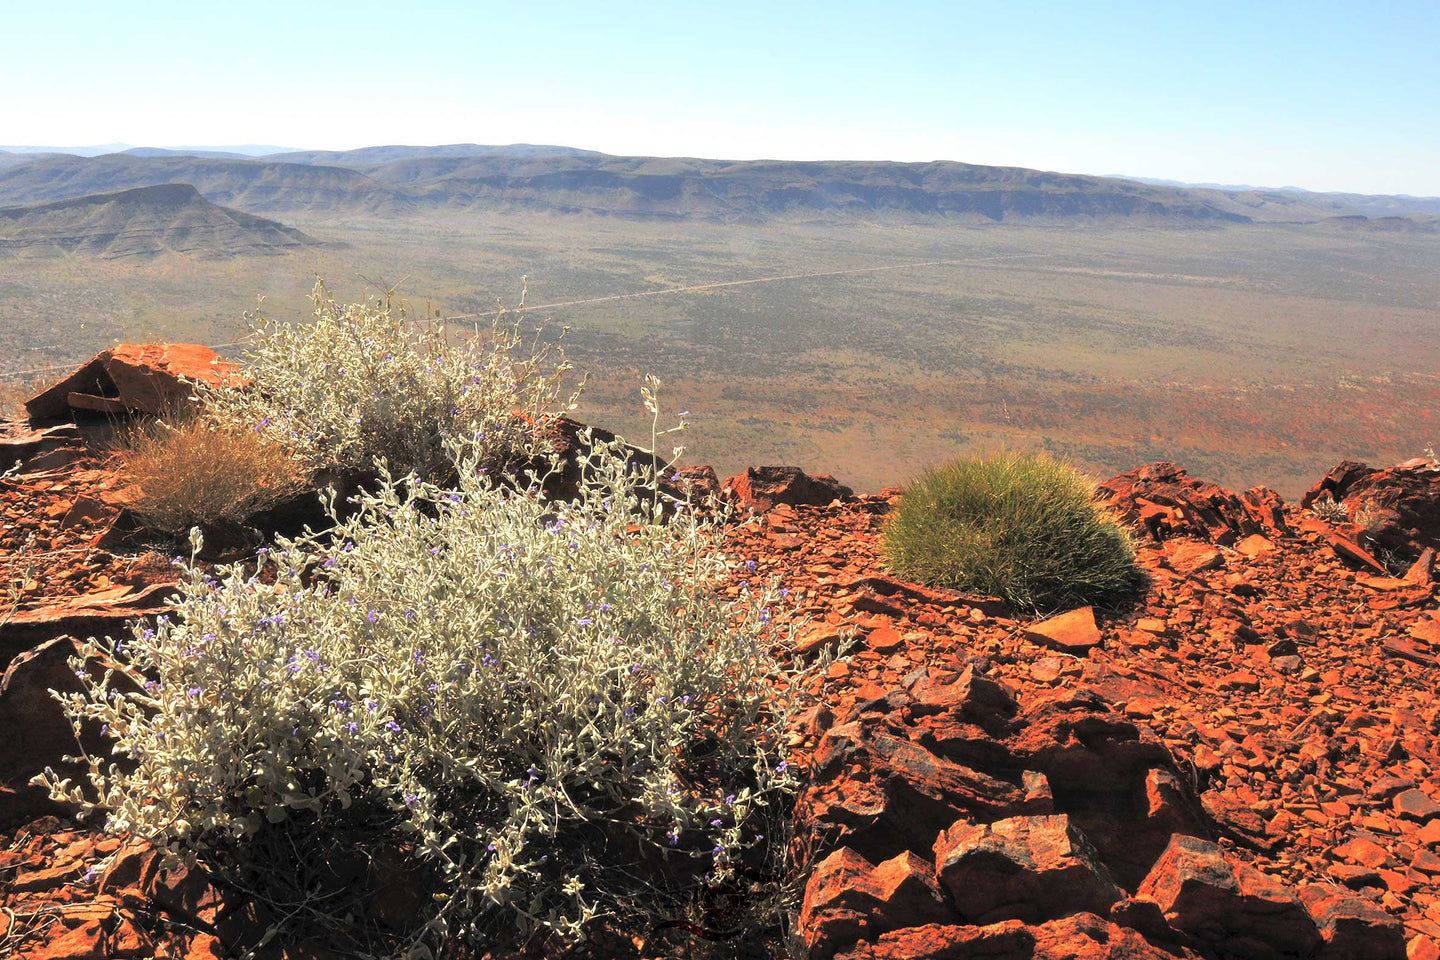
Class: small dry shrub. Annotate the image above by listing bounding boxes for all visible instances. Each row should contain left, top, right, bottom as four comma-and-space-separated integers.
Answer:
114, 409, 309, 535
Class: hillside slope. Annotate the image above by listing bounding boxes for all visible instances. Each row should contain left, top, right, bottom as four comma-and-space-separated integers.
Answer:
0, 183, 318, 259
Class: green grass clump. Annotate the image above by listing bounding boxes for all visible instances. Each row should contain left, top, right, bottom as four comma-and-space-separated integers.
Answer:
881, 451, 1140, 612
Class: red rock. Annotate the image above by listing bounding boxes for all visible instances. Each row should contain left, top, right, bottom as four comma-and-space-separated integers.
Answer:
0, 636, 141, 823
1325, 533, 1390, 573
671, 464, 719, 500
1410, 935, 1440, 960
25, 343, 244, 420
1, 582, 176, 665
832, 921, 1034, 960
866, 625, 904, 653
805, 725, 1027, 864
1300, 884, 1407, 960
1333, 837, 1392, 869
721, 465, 853, 512
1025, 607, 1102, 653
1405, 548, 1435, 586
1166, 541, 1225, 575
1383, 637, 1437, 666
1098, 461, 1284, 545
1237, 533, 1276, 557
1395, 789, 1440, 822
835, 572, 1011, 619
1411, 618, 1440, 645
1303, 457, 1440, 557
33, 918, 107, 959
1032, 912, 1181, 959
1137, 834, 1322, 958
799, 847, 955, 960
932, 814, 1121, 925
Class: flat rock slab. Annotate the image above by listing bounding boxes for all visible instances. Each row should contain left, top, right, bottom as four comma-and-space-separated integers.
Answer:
1024, 607, 1102, 653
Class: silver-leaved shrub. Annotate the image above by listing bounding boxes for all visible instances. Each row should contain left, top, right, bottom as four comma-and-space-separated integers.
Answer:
39, 433, 817, 954
203, 280, 579, 482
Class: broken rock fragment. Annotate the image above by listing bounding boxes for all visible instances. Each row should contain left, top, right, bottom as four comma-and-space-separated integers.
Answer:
932, 814, 1121, 925
799, 847, 955, 960
1137, 834, 1322, 959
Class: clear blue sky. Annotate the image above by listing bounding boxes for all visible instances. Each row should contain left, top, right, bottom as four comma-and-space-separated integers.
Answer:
4, 1, 1437, 195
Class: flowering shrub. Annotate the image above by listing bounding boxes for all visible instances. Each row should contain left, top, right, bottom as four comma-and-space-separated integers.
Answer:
39, 433, 816, 953
203, 280, 579, 482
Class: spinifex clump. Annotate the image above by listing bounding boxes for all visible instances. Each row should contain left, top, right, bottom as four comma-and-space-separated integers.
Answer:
39, 432, 820, 954
881, 450, 1141, 613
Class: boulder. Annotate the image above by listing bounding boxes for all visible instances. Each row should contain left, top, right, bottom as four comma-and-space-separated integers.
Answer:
722, 465, 853, 512
1136, 834, 1322, 959
1, 582, 175, 669
0, 636, 139, 825
799, 848, 955, 960
1010, 700, 1203, 888
932, 814, 1122, 925
1032, 912, 1188, 959
1302, 457, 1440, 557
25, 343, 243, 420
832, 921, 1035, 960
804, 723, 1028, 863
1298, 884, 1406, 960
1097, 462, 1287, 546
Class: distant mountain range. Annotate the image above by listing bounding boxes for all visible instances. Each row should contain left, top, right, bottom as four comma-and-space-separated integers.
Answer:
0, 183, 317, 260
0, 144, 1436, 231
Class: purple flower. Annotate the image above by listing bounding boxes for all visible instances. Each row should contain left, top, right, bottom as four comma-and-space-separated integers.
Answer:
576, 618, 592, 626
776, 760, 789, 773
367, 609, 380, 623
746, 559, 757, 573
346, 722, 359, 734
385, 720, 401, 733
404, 792, 417, 807
187, 687, 202, 697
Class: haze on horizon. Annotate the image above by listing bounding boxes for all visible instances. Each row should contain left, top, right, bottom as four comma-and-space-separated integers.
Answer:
3, 0, 1437, 197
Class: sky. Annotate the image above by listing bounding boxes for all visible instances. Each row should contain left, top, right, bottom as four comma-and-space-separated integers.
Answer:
3, 1, 1438, 196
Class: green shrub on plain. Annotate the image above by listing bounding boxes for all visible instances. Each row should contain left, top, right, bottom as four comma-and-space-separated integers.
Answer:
39, 433, 818, 954
881, 451, 1140, 612
203, 280, 578, 483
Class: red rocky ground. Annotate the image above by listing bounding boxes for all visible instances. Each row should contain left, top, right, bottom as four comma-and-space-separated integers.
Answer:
3, 348, 1440, 959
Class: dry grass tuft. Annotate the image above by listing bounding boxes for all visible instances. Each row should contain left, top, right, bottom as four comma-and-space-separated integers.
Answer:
114, 408, 310, 535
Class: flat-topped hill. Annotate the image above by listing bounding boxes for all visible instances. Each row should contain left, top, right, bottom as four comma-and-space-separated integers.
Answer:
0, 183, 317, 260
